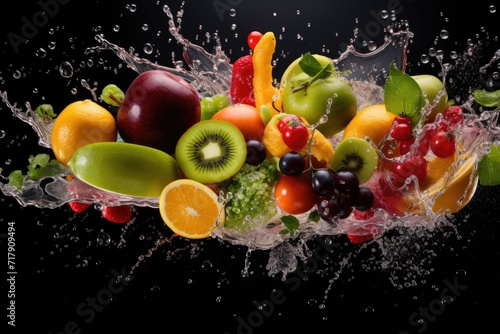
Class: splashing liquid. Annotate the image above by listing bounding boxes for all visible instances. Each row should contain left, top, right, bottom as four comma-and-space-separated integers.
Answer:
1, 5, 499, 278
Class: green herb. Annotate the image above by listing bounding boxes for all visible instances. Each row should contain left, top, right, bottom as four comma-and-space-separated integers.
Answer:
473, 89, 500, 107
298, 53, 333, 79
291, 53, 334, 93
478, 145, 500, 186
308, 210, 320, 223
34, 104, 57, 119
384, 62, 425, 127
6, 153, 66, 191
7, 170, 24, 190
279, 215, 300, 236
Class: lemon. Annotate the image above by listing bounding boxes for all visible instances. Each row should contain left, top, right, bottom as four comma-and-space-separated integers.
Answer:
51, 99, 117, 165
68, 142, 180, 198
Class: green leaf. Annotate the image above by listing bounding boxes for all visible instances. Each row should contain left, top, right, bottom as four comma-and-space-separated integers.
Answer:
7, 170, 24, 190
34, 104, 57, 119
27, 153, 66, 180
473, 89, 500, 107
280, 215, 300, 235
384, 62, 425, 127
298, 53, 333, 79
478, 145, 500, 186
308, 210, 320, 223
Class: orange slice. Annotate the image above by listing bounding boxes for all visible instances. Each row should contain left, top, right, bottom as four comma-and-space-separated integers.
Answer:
159, 179, 224, 239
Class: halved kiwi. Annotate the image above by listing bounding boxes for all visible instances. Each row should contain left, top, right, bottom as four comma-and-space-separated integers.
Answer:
175, 120, 247, 184
330, 137, 378, 184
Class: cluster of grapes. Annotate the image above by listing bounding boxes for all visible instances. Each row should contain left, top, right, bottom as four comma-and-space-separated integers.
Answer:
199, 93, 229, 120
279, 151, 375, 223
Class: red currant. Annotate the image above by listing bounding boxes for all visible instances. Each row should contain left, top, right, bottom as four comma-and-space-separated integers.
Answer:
247, 31, 263, 51
391, 123, 413, 141
391, 155, 427, 186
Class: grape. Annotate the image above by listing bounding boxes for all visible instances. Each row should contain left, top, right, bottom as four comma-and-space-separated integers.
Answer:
212, 93, 229, 110
350, 186, 374, 211
334, 170, 359, 194
279, 151, 306, 176
311, 169, 335, 196
316, 196, 340, 223
245, 140, 267, 166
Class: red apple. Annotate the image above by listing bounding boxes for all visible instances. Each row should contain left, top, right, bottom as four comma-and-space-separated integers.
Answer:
117, 70, 201, 154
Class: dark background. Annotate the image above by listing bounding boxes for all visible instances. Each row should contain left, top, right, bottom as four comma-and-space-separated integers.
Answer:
1, 0, 500, 333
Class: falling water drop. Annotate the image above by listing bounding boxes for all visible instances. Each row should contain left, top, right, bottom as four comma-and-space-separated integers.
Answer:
59, 61, 74, 78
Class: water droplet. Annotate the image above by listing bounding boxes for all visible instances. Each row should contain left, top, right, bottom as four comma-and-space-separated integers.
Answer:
187, 278, 193, 284
489, 5, 496, 13
215, 296, 222, 303
440, 30, 449, 40
420, 54, 430, 64
367, 41, 377, 51
229, 8, 236, 17
0, 130, 5, 139
128, 3, 137, 12
365, 306, 375, 313
202, 260, 213, 269
231, 24, 237, 31
97, 232, 111, 246
35, 48, 47, 58
380, 10, 389, 19
59, 61, 74, 78
142, 23, 149, 31
5, 159, 11, 165
113, 25, 120, 32
143, 43, 153, 54
13, 70, 21, 79
48, 41, 56, 50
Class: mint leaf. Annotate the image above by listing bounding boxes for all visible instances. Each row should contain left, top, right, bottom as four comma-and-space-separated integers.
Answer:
279, 215, 300, 236
473, 89, 500, 107
7, 170, 24, 190
34, 104, 57, 119
298, 53, 333, 79
384, 62, 425, 127
27, 154, 66, 180
478, 145, 500, 186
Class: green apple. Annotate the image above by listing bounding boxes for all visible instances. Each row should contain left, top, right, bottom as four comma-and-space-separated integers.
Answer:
281, 54, 357, 137
411, 74, 448, 122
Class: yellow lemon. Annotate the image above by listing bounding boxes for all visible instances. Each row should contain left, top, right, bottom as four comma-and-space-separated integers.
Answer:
51, 99, 117, 165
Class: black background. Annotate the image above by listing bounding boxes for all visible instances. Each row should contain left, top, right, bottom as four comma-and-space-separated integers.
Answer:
1, 0, 500, 333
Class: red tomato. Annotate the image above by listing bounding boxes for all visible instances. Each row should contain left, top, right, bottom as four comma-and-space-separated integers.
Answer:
430, 130, 456, 158
274, 174, 318, 214
247, 31, 263, 50
282, 123, 309, 151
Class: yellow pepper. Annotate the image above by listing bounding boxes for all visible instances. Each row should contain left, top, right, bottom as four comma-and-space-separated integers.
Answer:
252, 32, 283, 116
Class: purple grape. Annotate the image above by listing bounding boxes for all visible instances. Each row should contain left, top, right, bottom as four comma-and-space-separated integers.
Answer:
311, 169, 335, 196
245, 140, 266, 165
279, 151, 306, 176
350, 186, 374, 211
316, 196, 340, 223
334, 170, 359, 194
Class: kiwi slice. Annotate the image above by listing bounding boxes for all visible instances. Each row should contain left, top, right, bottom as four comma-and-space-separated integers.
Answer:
330, 137, 378, 184
175, 120, 247, 184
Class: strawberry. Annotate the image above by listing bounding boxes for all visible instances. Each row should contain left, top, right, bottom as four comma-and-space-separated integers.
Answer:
68, 201, 91, 213
101, 205, 133, 224
230, 55, 255, 106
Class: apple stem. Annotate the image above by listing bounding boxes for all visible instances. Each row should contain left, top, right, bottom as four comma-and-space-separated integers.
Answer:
108, 94, 122, 106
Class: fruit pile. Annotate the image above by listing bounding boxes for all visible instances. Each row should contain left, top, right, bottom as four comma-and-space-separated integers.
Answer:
8, 30, 499, 245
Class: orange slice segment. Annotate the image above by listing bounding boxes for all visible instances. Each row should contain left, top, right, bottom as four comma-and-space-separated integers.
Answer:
159, 179, 224, 239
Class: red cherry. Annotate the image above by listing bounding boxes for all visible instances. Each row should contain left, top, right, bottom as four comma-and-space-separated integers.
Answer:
247, 31, 263, 51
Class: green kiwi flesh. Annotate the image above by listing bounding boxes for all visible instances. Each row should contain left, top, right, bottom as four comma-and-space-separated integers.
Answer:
330, 137, 378, 184
175, 120, 247, 184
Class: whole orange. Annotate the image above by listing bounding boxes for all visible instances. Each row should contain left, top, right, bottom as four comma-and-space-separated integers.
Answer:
211, 103, 265, 141
51, 99, 117, 165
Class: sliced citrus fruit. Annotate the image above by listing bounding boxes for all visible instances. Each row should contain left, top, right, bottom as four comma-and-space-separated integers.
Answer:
159, 179, 224, 239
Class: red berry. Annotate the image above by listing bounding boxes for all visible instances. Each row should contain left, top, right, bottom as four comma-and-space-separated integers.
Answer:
69, 201, 91, 213
394, 115, 412, 126
101, 205, 133, 224
391, 123, 413, 141
391, 155, 427, 186
277, 115, 298, 132
247, 31, 263, 51
430, 130, 456, 158
347, 233, 374, 245
282, 123, 309, 151
443, 106, 464, 126
399, 137, 415, 155
230, 55, 255, 106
